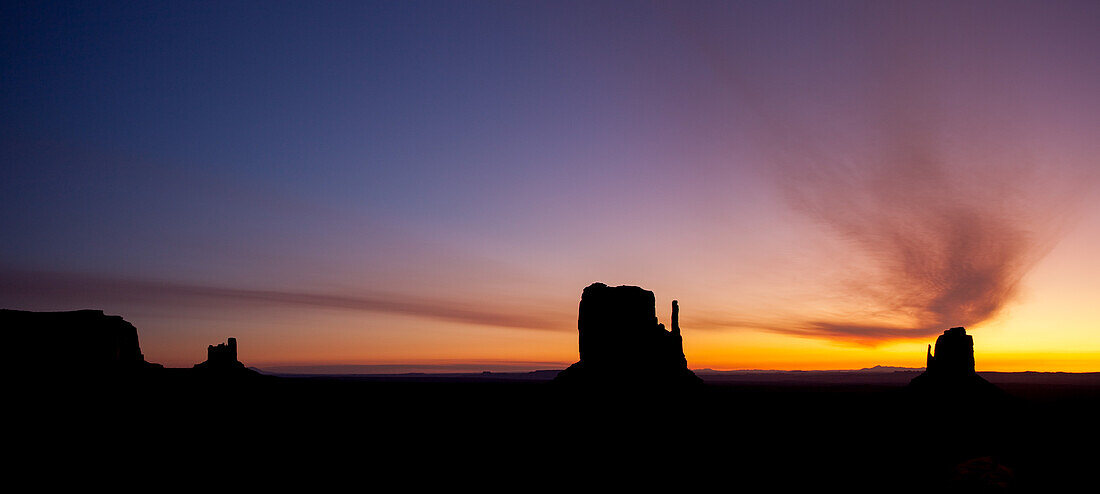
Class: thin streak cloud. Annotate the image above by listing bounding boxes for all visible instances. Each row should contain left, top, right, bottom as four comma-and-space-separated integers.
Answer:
0, 269, 572, 332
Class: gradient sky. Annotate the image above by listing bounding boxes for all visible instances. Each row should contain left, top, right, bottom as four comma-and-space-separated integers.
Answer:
3, 1, 1099, 371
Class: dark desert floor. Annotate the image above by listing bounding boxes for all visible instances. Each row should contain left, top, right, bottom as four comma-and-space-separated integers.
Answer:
21, 370, 1100, 492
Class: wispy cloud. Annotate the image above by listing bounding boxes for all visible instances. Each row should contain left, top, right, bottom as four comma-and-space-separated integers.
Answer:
672, 2, 1098, 344
767, 119, 1088, 344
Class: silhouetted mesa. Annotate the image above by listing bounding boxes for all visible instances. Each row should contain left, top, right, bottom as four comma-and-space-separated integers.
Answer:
554, 283, 702, 386
193, 337, 247, 371
909, 327, 999, 395
1, 309, 162, 376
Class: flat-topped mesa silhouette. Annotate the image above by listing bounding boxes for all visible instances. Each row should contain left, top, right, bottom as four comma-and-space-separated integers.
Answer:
909, 327, 999, 396
1, 309, 162, 376
193, 337, 247, 371
554, 283, 702, 386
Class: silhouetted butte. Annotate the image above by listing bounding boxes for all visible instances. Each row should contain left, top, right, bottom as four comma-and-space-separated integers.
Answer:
194, 337, 249, 372
554, 282, 702, 386
909, 327, 1000, 397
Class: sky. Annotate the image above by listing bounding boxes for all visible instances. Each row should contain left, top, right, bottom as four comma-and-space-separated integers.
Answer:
3, 1, 1099, 371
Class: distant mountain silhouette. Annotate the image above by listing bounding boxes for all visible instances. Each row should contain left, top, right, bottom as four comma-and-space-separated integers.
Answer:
696, 365, 925, 375
2, 309, 162, 377
554, 282, 702, 386
909, 327, 1001, 397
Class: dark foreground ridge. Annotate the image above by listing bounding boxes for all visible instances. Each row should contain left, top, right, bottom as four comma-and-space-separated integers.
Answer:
554, 282, 702, 386
909, 326, 1002, 398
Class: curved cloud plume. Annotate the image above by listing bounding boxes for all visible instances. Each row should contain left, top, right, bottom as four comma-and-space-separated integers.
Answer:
770, 127, 1085, 344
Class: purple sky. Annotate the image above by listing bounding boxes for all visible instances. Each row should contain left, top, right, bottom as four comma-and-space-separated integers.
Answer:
3, 1, 1099, 370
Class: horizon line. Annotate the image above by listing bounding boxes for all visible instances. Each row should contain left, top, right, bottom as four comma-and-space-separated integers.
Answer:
250, 363, 1100, 376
